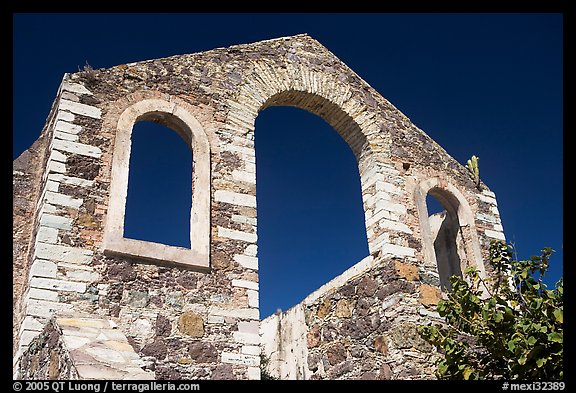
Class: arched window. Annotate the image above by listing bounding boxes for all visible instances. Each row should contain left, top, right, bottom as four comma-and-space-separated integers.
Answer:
255, 106, 369, 319
415, 178, 485, 290
124, 120, 192, 249
103, 98, 210, 270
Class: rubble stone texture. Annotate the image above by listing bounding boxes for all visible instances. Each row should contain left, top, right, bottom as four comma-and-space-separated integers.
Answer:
13, 34, 505, 380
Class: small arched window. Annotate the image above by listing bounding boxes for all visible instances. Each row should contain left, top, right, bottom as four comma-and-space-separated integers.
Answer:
415, 178, 485, 290
103, 98, 210, 270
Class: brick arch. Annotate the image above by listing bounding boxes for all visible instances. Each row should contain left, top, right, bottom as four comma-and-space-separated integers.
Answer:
102, 94, 211, 270
228, 60, 389, 252
414, 177, 486, 287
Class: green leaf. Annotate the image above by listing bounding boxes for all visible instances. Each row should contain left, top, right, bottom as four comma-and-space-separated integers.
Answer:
507, 339, 517, 352
548, 332, 563, 343
536, 358, 547, 368
527, 336, 537, 346
553, 309, 563, 323
518, 354, 527, 365
463, 367, 474, 380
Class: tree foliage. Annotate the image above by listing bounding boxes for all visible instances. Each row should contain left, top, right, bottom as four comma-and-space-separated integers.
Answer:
418, 241, 563, 380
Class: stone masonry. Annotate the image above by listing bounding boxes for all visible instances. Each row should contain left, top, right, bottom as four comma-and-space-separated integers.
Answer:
13, 34, 506, 379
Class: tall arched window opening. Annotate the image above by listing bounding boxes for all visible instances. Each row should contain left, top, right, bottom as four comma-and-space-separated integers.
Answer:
124, 120, 192, 248
426, 191, 464, 290
255, 106, 369, 319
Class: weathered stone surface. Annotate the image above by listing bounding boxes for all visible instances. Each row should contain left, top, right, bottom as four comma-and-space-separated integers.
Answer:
335, 299, 354, 318
419, 284, 441, 307
177, 312, 204, 337
316, 298, 331, 319
188, 342, 217, 363
374, 335, 388, 355
394, 260, 420, 281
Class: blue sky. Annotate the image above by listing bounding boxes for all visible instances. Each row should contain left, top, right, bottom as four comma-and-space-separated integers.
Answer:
13, 13, 563, 318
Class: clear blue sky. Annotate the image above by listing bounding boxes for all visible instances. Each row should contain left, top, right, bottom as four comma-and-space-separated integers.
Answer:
13, 13, 563, 319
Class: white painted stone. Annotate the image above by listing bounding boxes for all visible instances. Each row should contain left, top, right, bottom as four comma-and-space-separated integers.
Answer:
45, 191, 83, 209
375, 181, 402, 195
30, 277, 87, 293
20, 330, 41, 347
221, 352, 259, 367
233, 331, 260, 345
54, 131, 79, 142
378, 218, 413, 234
232, 170, 256, 184
39, 214, 73, 231
49, 160, 66, 174
21, 316, 44, 332
238, 321, 259, 335
61, 91, 79, 102
37, 226, 58, 243
374, 199, 407, 215
364, 191, 391, 207
365, 209, 391, 229
232, 215, 257, 226
209, 307, 259, 320
26, 299, 73, 318
478, 193, 498, 205
53, 139, 102, 158
380, 243, 416, 257
244, 244, 258, 257
247, 290, 259, 309
482, 189, 496, 198
218, 226, 257, 243
39, 204, 57, 215
207, 315, 225, 324
46, 180, 59, 192
55, 110, 75, 123
27, 288, 58, 302
234, 254, 258, 270
493, 223, 504, 231
49, 150, 68, 163
241, 345, 261, 356
65, 269, 100, 282
34, 242, 93, 264
476, 213, 498, 224
490, 205, 501, 216
232, 279, 258, 290
485, 229, 506, 241
48, 173, 94, 188
29, 259, 57, 279
59, 99, 101, 119
245, 162, 256, 173
214, 190, 257, 208
62, 81, 93, 96
55, 120, 83, 135
247, 366, 261, 380
222, 143, 255, 157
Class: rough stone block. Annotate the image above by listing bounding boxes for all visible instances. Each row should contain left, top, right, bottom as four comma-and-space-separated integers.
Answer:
30, 277, 87, 293
234, 254, 258, 270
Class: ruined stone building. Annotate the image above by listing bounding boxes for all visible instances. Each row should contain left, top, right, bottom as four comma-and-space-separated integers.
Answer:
12, 34, 506, 380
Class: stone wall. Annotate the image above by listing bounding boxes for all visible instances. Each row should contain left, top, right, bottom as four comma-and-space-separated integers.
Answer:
18, 314, 153, 380
13, 34, 506, 380
261, 253, 442, 380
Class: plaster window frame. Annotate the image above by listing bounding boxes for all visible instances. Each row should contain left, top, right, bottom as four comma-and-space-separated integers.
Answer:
414, 177, 486, 287
103, 98, 210, 271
